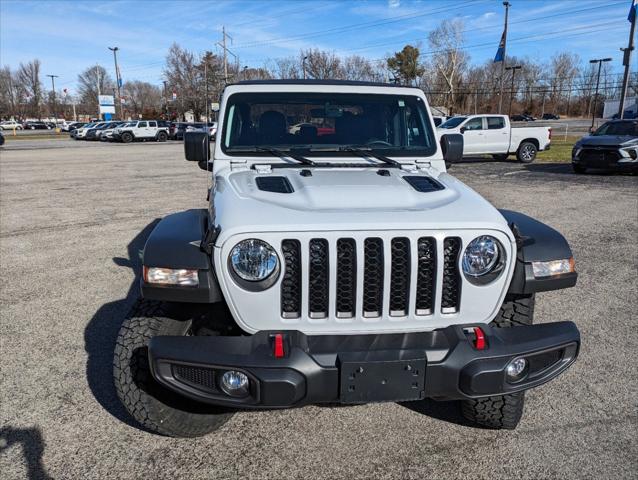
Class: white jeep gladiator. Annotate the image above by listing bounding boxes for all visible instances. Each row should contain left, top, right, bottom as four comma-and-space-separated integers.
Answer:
438, 114, 552, 163
113, 80, 579, 437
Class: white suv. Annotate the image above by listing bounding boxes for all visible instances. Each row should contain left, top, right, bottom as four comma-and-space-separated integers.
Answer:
0, 121, 23, 130
112, 120, 169, 143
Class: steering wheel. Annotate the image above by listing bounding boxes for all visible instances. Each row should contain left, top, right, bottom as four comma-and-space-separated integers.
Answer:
365, 140, 393, 147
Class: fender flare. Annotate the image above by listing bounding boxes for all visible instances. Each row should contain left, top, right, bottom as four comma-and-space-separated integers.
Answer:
499, 209, 577, 294
141, 209, 222, 303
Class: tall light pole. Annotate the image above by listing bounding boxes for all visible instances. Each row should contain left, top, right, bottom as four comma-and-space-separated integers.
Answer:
46, 74, 59, 124
498, 1, 511, 114
589, 58, 612, 130
302, 56, 308, 80
505, 65, 521, 116
108, 47, 122, 119
618, 5, 636, 118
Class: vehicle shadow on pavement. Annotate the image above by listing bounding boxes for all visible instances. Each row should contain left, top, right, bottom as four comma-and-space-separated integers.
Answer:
399, 399, 474, 428
84, 219, 160, 430
0, 426, 54, 480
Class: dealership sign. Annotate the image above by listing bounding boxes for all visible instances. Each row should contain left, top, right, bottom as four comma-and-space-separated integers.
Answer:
99, 95, 115, 114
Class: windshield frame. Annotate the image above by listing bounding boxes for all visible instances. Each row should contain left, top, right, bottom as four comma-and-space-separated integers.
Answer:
220, 91, 437, 158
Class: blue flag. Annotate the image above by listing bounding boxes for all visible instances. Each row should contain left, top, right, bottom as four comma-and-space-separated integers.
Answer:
629, 0, 637, 22
494, 30, 506, 62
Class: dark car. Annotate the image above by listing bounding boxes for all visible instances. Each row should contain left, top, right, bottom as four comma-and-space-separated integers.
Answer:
511, 114, 535, 122
23, 121, 52, 130
542, 113, 560, 120
572, 120, 638, 174
86, 121, 119, 141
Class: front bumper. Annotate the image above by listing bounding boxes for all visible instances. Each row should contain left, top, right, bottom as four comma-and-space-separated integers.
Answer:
148, 321, 580, 408
573, 148, 638, 170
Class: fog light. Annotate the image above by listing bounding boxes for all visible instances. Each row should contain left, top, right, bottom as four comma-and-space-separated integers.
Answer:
531, 257, 575, 278
220, 370, 250, 397
506, 358, 528, 383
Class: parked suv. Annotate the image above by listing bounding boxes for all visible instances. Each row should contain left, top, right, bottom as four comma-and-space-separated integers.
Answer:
112, 120, 169, 143
0, 120, 23, 130
114, 80, 580, 438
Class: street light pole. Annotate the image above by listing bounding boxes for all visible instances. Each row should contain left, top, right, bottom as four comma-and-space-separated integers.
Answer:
302, 56, 308, 80
498, 1, 511, 114
46, 74, 59, 124
108, 47, 122, 119
589, 58, 612, 130
505, 65, 521, 117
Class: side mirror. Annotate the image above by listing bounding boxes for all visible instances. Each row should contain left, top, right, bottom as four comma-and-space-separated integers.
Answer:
440, 133, 464, 164
184, 131, 211, 171
459, 126, 466, 134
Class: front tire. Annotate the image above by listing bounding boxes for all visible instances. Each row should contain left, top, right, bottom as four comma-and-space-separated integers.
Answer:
460, 294, 534, 429
517, 142, 537, 163
121, 132, 133, 143
157, 131, 168, 142
114, 299, 233, 437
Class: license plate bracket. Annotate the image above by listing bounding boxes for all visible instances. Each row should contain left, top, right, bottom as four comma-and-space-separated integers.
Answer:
339, 353, 426, 403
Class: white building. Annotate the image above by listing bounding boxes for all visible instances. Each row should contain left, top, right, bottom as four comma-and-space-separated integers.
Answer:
603, 97, 637, 118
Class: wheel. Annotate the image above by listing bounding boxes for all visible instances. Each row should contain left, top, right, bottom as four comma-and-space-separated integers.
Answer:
492, 154, 509, 161
157, 131, 168, 142
516, 142, 537, 163
460, 294, 534, 429
113, 299, 234, 437
572, 164, 587, 174
121, 132, 133, 143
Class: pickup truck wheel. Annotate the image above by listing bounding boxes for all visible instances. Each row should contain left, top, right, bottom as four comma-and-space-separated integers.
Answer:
517, 142, 537, 163
121, 132, 133, 143
492, 154, 509, 161
157, 131, 168, 142
460, 294, 534, 429
113, 299, 233, 437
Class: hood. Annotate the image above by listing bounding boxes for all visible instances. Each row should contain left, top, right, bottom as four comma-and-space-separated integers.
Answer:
212, 166, 511, 244
577, 135, 638, 148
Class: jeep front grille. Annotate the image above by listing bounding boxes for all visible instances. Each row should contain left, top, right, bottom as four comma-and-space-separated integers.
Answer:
280, 236, 462, 319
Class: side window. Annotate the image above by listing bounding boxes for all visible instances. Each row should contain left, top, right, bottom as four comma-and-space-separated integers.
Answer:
138, 121, 148, 128
487, 117, 505, 129
464, 118, 483, 131
148, 121, 157, 127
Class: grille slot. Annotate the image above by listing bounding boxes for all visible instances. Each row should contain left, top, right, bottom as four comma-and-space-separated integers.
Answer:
281, 240, 301, 318
415, 237, 436, 315
363, 238, 384, 317
336, 239, 357, 318
389, 238, 411, 316
442, 237, 462, 313
173, 365, 217, 392
308, 239, 329, 318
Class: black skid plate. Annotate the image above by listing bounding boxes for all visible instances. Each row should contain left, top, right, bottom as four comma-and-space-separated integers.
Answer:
339, 352, 426, 403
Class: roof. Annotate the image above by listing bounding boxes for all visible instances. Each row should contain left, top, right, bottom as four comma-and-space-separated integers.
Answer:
230, 79, 408, 88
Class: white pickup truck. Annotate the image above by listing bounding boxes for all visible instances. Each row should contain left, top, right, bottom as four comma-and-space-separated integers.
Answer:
438, 114, 551, 163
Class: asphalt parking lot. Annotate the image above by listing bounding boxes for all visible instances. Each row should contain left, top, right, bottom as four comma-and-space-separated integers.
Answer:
1, 139, 636, 479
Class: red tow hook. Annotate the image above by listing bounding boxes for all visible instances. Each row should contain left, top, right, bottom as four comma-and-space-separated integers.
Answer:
473, 327, 486, 350
273, 333, 285, 358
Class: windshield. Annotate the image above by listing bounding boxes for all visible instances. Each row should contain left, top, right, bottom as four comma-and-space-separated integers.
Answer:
439, 117, 466, 129
593, 121, 638, 137
221, 92, 437, 157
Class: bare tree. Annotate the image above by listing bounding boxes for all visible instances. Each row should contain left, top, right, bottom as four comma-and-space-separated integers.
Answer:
17, 60, 43, 118
0, 66, 20, 119
122, 81, 162, 117
427, 19, 468, 114
77, 65, 114, 114
302, 49, 343, 79
548, 52, 580, 114
342, 55, 378, 81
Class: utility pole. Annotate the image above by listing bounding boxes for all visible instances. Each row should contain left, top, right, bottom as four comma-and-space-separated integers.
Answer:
163, 80, 168, 118
302, 55, 308, 79
216, 26, 235, 84
505, 65, 522, 116
589, 58, 612, 130
46, 74, 59, 124
618, 4, 636, 118
96, 65, 101, 119
108, 47, 122, 119
498, 1, 511, 114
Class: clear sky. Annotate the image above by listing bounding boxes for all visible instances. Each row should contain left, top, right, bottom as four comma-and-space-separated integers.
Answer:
0, 0, 634, 94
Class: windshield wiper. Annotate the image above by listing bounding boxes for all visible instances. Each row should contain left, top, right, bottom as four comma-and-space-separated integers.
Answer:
226, 146, 315, 166
256, 147, 315, 166
338, 146, 401, 167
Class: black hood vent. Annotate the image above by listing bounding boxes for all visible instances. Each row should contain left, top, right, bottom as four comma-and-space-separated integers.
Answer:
255, 176, 294, 193
402, 176, 445, 193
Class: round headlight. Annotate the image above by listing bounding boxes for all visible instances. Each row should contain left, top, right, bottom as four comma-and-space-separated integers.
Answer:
230, 239, 278, 282
462, 236, 502, 279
